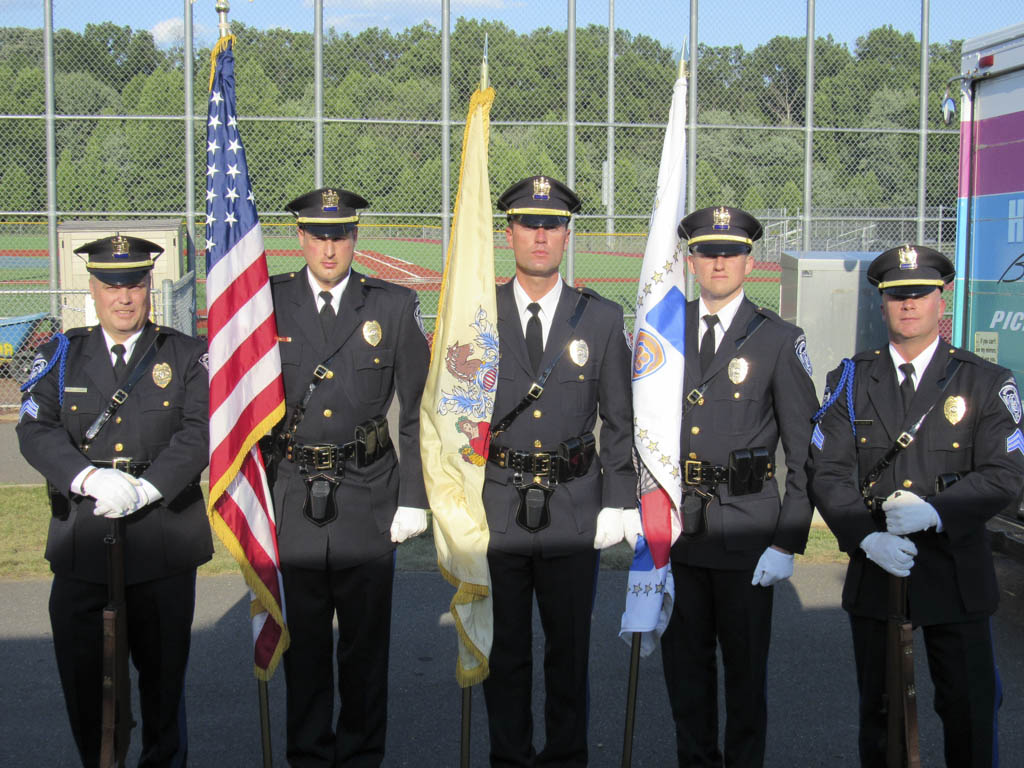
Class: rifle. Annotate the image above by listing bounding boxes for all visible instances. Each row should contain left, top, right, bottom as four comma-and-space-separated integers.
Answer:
99, 518, 135, 768
885, 574, 920, 768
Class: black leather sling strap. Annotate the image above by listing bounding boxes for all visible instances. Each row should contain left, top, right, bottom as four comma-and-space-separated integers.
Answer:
859, 355, 964, 497
81, 334, 167, 451
681, 312, 768, 420
490, 292, 591, 438
277, 356, 340, 449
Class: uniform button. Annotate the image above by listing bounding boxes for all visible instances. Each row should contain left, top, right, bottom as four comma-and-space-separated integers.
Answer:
70, 405, 77, 412
533, 440, 542, 448
114, 443, 123, 452
163, 401, 170, 407
533, 410, 542, 419
952, 442, 960, 448
578, 374, 584, 381
323, 409, 333, 418
374, 357, 380, 364
691, 426, 700, 435
733, 392, 740, 399
698, 398, 705, 405
860, 437, 867, 444
902, 479, 912, 488
533, 475, 542, 483
688, 452, 696, 459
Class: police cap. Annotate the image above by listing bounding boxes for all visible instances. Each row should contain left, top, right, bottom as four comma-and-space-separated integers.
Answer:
678, 206, 763, 256
285, 187, 368, 237
497, 175, 581, 228
867, 245, 954, 298
74, 235, 161, 286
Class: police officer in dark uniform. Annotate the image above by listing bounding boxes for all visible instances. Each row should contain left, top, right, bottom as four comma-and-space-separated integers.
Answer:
808, 245, 1023, 766
268, 187, 430, 767
660, 206, 818, 767
17, 235, 212, 767
481, 175, 636, 766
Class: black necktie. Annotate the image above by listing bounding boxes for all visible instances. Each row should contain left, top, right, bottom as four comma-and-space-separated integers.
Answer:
319, 290, 335, 339
899, 362, 916, 418
700, 314, 719, 373
111, 344, 127, 381
526, 302, 543, 374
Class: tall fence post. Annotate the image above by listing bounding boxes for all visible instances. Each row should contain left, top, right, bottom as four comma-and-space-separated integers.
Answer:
441, 0, 451, 272
184, 0, 196, 256
802, 0, 816, 252
314, 0, 324, 188
566, 0, 577, 286
916, 0, 931, 243
43, 0, 58, 319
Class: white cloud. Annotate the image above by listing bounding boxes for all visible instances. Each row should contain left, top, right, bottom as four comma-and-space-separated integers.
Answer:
152, 17, 214, 48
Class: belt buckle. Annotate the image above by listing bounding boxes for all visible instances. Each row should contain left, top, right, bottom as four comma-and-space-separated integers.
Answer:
686, 388, 703, 405
311, 445, 334, 471
532, 452, 551, 476
684, 460, 703, 485
111, 457, 133, 472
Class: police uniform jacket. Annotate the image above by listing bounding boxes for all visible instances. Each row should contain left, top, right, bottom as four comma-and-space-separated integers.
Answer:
808, 341, 1024, 624
16, 323, 212, 585
484, 280, 636, 557
672, 298, 818, 570
270, 267, 429, 570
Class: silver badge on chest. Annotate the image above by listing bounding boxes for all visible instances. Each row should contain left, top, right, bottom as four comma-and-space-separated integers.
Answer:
728, 357, 748, 384
569, 339, 589, 367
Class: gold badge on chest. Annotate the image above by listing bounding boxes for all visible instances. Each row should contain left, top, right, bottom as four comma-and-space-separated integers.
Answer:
363, 320, 382, 347
727, 357, 748, 384
152, 362, 172, 389
944, 395, 966, 425
569, 339, 589, 367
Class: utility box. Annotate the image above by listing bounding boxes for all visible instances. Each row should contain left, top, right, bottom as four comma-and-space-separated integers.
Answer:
56, 219, 193, 331
780, 251, 888, 397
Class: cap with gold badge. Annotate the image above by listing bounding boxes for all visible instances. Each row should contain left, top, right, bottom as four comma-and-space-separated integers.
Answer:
74, 235, 162, 286
497, 175, 582, 229
867, 245, 954, 298
678, 205, 763, 256
285, 187, 369, 237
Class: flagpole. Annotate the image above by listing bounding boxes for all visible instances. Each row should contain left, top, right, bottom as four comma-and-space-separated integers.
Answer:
207, 4, 275, 766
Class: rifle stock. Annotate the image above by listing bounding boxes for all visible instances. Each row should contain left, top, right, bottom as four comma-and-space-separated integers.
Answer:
886, 575, 920, 768
100, 518, 134, 768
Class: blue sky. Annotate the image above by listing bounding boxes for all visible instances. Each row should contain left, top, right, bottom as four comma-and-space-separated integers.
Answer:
1, 1, 1020, 53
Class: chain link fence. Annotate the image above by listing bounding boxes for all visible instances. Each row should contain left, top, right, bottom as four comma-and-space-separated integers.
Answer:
0, 1, 969, 406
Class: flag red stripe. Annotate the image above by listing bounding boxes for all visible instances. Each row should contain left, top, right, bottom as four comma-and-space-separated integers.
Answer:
640, 487, 673, 569
214, 475, 284, 603
206, 255, 271, 339
210, 381, 284, 478
254, 617, 283, 669
208, 313, 280, 408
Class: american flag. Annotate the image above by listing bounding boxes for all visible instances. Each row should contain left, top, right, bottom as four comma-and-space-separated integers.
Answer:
205, 35, 289, 679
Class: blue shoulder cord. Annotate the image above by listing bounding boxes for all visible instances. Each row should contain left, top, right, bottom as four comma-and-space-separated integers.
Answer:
811, 357, 858, 436
20, 333, 70, 407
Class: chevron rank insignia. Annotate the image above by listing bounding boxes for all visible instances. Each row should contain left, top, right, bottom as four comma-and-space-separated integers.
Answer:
1007, 428, 1024, 455
19, 396, 39, 423
811, 423, 825, 450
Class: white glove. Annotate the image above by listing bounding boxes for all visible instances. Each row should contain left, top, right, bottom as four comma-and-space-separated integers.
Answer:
94, 475, 162, 519
593, 507, 625, 549
390, 506, 428, 543
861, 531, 918, 577
883, 490, 942, 535
85, 468, 141, 518
751, 546, 794, 586
621, 507, 643, 551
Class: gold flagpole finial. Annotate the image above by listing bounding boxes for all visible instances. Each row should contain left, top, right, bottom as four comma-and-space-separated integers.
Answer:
678, 38, 689, 79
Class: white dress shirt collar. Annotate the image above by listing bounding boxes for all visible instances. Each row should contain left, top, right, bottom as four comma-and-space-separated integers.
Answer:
306, 267, 349, 313
100, 327, 144, 366
889, 335, 940, 387
513, 277, 563, 345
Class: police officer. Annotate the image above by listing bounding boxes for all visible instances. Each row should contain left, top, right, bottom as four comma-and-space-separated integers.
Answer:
659, 206, 818, 767
269, 187, 430, 767
481, 175, 636, 766
808, 246, 1023, 766
17, 235, 212, 767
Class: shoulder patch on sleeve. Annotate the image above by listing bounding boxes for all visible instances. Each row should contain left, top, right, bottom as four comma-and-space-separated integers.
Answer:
794, 334, 813, 377
413, 297, 428, 340
999, 379, 1021, 424
198, 352, 210, 372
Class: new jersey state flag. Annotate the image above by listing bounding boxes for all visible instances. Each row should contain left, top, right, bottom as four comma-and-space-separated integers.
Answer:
620, 64, 688, 656
420, 85, 497, 687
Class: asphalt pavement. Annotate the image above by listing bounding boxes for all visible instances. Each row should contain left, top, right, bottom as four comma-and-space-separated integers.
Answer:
2, 556, 1023, 767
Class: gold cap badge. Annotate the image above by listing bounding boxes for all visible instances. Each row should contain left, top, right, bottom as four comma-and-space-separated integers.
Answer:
898, 246, 918, 270
111, 235, 130, 256
713, 207, 731, 230
533, 176, 551, 200
944, 395, 966, 425
569, 339, 589, 367
152, 362, 172, 389
321, 188, 340, 212
728, 357, 749, 384
363, 320, 382, 347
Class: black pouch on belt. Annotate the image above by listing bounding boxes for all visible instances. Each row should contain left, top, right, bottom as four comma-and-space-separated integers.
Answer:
303, 474, 338, 526
47, 481, 70, 521
680, 492, 708, 539
515, 483, 552, 533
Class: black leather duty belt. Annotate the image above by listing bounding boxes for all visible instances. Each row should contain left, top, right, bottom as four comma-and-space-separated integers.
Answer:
91, 458, 151, 477
683, 460, 730, 487
488, 447, 572, 483
289, 441, 391, 472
